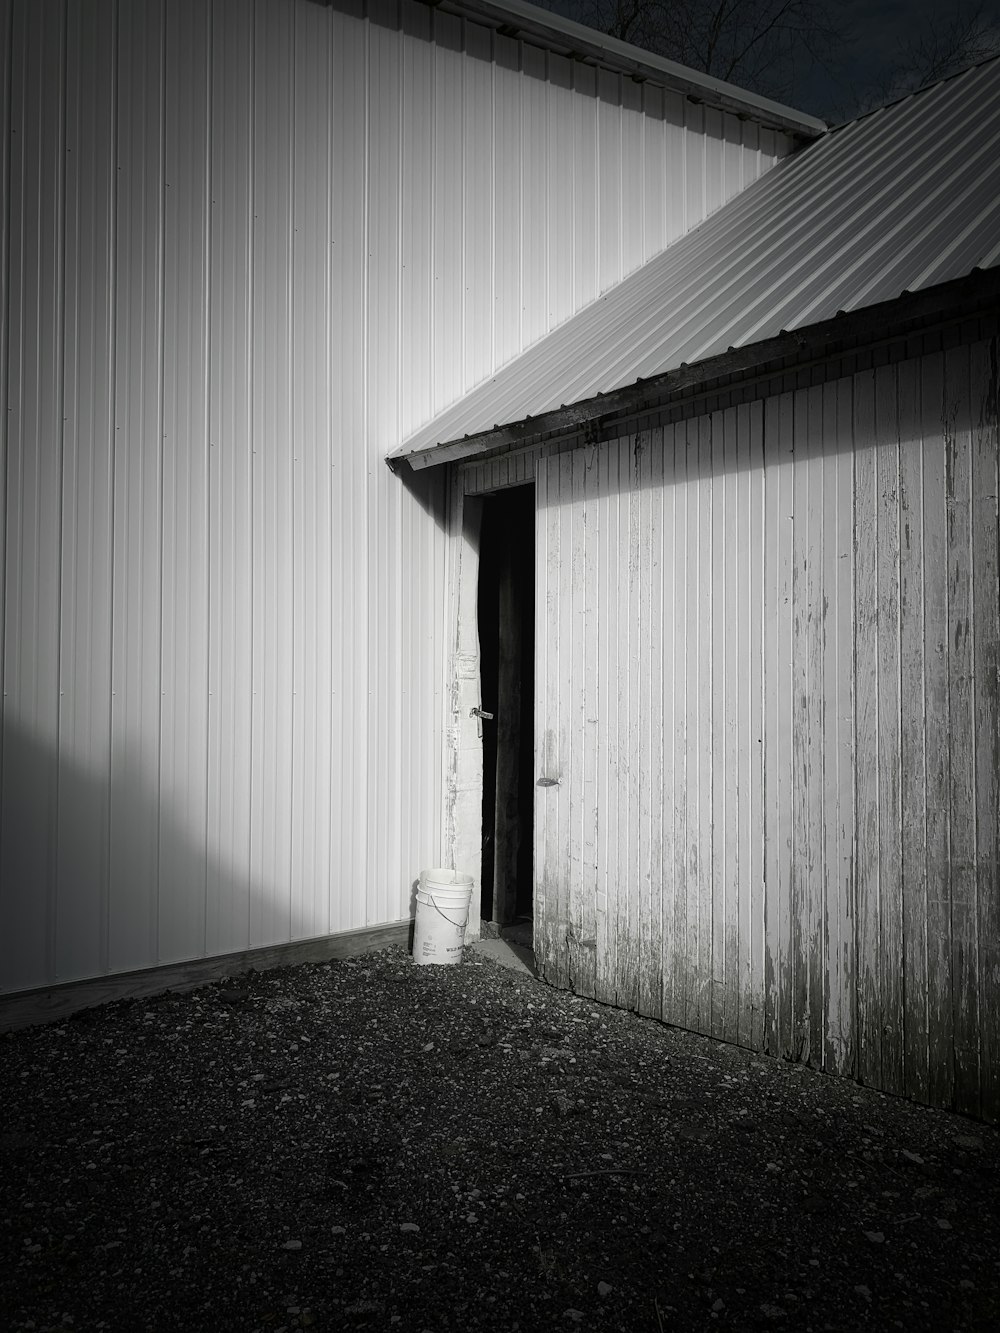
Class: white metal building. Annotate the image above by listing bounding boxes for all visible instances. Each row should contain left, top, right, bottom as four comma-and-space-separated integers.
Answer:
0, 0, 814, 1002
2, 0, 997, 1122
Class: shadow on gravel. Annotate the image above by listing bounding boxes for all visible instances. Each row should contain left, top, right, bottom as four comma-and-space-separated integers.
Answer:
1, 945, 998, 1333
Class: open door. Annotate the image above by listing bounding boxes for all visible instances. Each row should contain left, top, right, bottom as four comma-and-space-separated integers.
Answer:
477, 486, 535, 939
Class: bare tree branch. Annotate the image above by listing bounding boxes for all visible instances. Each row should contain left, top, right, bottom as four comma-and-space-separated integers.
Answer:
548, 0, 1000, 120
569, 0, 846, 102
832, 0, 1000, 121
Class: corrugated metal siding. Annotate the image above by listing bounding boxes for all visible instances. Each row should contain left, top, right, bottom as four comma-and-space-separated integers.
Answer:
535, 334, 1000, 1119
0, 0, 786, 993
431, 0, 827, 137
395, 56, 1000, 464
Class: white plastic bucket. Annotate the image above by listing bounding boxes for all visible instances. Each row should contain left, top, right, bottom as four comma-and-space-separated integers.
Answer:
412, 869, 474, 966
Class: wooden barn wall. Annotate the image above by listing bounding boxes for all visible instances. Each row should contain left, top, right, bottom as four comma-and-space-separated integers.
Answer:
0, 0, 788, 995
534, 335, 1000, 1119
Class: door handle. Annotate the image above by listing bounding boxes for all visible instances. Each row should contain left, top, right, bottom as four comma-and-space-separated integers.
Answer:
470, 705, 494, 738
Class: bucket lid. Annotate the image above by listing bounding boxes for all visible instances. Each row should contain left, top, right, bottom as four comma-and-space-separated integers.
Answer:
420, 868, 474, 890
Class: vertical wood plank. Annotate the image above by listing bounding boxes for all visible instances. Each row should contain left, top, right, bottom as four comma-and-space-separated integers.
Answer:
854, 368, 882, 1089
657, 429, 674, 1024
581, 446, 600, 1000
554, 453, 573, 990
821, 383, 841, 1073
898, 357, 930, 1103
567, 448, 592, 994
875, 363, 904, 1095
790, 391, 811, 1062
922, 350, 956, 1110
944, 344, 979, 1117
531, 472, 547, 963
637, 430, 662, 1017
805, 386, 826, 1068
775, 394, 794, 1060
666, 424, 686, 1028
723, 408, 741, 1046
673, 423, 691, 1027
735, 403, 752, 1046
834, 379, 857, 1078
595, 441, 618, 1005
612, 438, 629, 1005
969, 337, 999, 1123
697, 416, 714, 1034
748, 400, 766, 1053
623, 436, 642, 1010
711, 411, 727, 1039
764, 392, 794, 1058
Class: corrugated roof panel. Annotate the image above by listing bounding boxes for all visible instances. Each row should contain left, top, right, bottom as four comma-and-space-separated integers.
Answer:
394, 57, 1000, 464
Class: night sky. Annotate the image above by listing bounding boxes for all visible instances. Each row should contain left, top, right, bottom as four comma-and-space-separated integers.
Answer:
798, 0, 1000, 121
544, 0, 1000, 123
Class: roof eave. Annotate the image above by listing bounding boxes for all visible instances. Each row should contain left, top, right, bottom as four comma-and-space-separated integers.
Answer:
388, 269, 1000, 474
420, 0, 828, 138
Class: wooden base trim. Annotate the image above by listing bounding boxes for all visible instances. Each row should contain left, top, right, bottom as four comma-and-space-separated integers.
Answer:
0, 920, 412, 1032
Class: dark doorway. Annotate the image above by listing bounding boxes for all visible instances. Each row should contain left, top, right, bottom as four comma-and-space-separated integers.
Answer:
477, 484, 535, 933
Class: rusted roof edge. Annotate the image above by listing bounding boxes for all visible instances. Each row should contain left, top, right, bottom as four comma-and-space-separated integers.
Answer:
387, 270, 1000, 474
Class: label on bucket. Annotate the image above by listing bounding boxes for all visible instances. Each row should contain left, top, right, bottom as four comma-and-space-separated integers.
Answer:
419, 938, 463, 959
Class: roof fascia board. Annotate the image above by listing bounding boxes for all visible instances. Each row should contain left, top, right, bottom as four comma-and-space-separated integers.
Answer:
420, 0, 828, 138
389, 269, 1000, 472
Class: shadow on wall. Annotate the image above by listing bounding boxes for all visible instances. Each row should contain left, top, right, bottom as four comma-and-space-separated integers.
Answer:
393, 456, 449, 530
0, 718, 348, 997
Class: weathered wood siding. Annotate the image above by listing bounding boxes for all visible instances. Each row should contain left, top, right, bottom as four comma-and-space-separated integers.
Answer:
535, 334, 1000, 1119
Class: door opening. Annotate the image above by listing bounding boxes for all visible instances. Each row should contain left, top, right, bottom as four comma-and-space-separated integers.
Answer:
477, 485, 535, 940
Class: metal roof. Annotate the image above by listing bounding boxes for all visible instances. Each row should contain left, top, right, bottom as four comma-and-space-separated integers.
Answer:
421, 0, 828, 138
392, 57, 1000, 469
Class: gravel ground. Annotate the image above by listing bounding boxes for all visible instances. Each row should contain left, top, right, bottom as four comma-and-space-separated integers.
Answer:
1, 944, 998, 1333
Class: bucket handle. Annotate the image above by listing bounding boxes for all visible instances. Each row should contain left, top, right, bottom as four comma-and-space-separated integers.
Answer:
426, 895, 469, 928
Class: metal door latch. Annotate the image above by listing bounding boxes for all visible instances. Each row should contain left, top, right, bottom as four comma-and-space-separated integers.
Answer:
470, 705, 494, 738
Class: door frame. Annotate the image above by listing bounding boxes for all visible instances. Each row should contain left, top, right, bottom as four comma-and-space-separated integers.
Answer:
441, 461, 538, 943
